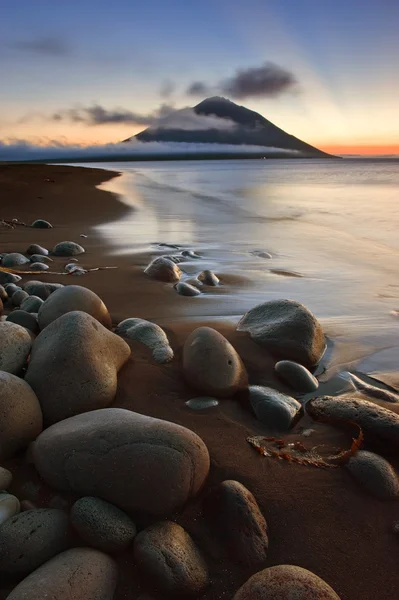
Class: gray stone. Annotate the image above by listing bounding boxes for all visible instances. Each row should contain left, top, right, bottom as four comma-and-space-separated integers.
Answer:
31, 219, 52, 229
38, 285, 112, 330
1, 253, 30, 268
23, 280, 63, 300
181, 250, 201, 259
52, 241, 85, 256
275, 360, 319, 392
346, 450, 399, 499
33, 408, 210, 515
30, 262, 49, 271
25, 311, 130, 425
6, 310, 39, 334
11, 290, 29, 307
183, 327, 248, 398
4, 284, 22, 297
237, 299, 326, 367
186, 397, 219, 410
115, 318, 174, 364
175, 282, 201, 296
144, 256, 182, 282
26, 244, 48, 256
0, 272, 21, 285
70, 496, 136, 553
307, 396, 399, 449
233, 565, 341, 600
6, 548, 118, 600
185, 278, 203, 289
0, 286, 7, 302
198, 270, 219, 286
29, 254, 53, 264
134, 521, 208, 596
0, 509, 70, 577
249, 385, 301, 431
0, 371, 42, 460
20, 295, 43, 313
0, 494, 20, 527
205, 480, 268, 567
0, 321, 32, 374
0, 467, 12, 490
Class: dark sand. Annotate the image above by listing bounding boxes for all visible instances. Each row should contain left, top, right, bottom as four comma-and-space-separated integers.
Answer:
1, 164, 399, 599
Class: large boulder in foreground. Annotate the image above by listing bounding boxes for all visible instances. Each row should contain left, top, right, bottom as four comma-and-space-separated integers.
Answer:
25, 311, 130, 425
237, 299, 325, 367
134, 521, 208, 596
0, 321, 32, 374
38, 285, 112, 329
233, 565, 341, 600
6, 548, 117, 600
33, 408, 210, 515
183, 327, 248, 398
0, 371, 42, 461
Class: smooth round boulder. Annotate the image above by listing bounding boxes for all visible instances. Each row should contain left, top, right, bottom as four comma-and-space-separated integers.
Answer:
6, 548, 118, 600
4, 284, 22, 297
134, 521, 208, 596
1, 253, 30, 268
144, 256, 182, 282
0, 272, 21, 285
6, 310, 39, 334
205, 480, 268, 567
20, 295, 43, 313
38, 285, 112, 329
237, 299, 326, 367
249, 386, 301, 431
26, 244, 48, 256
31, 219, 52, 229
70, 496, 136, 553
275, 360, 319, 392
233, 565, 341, 600
0, 371, 42, 460
30, 262, 49, 271
33, 408, 210, 515
183, 327, 248, 398
29, 254, 53, 264
346, 451, 399, 499
11, 290, 29, 307
0, 321, 32, 374
0, 467, 12, 490
0, 509, 70, 577
0, 494, 20, 527
198, 270, 219, 286
23, 280, 63, 300
0, 285, 7, 302
115, 318, 174, 364
52, 241, 85, 256
25, 311, 130, 425
175, 282, 201, 296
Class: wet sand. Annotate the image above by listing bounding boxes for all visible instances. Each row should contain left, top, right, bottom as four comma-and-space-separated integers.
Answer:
1, 163, 399, 600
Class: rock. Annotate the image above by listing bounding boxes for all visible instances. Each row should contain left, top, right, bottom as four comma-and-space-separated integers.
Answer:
205, 480, 268, 567
64, 263, 84, 273
20, 295, 43, 313
307, 396, 399, 449
275, 360, 319, 392
23, 280, 63, 300
175, 281, 201, 296
185, 278, 203, 289
6, 311, 39, 334
52, 241, 85, 256
0, 272, 22, 286
0, 322, 32, 374
144, 257, 182, 282
0, 371, 42, 460
0, 509, 71, 577
19, 500, 37, 512
186, 397, 219, 410
183, 327, 248, 398
29, 254, 53, 264
0, 468, 12, 490
198, 270, 219, 286
70, 496, 136, 553
31, 219, 52, 229
0, 494, 20, 527
4, 284, 22, 297
6, 548, 118, 600
181, 250, 201, 259
249, 386, 301, 431
346, 450, 399, 499
38, 285, 112, 330
233, 565, 341, 600
33, 408, 210, 515
237, 299, 326, 367
0, 286, 7, 302
115, 318, 174, 364
25, 311, 130, 425
0, 297, 2, 316
26, 244, 48, 256
11, 290, 29, 307
134, 521, 208, 596
1, 253, 30, 268
30, 262, 49, 271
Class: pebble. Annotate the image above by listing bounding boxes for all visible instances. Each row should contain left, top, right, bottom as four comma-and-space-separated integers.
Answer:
181, 250, 201, 259
115, 318, 174, 363
0, 321, 32, 375
186, 397, 219, 410
175, 281, 201, 296
1, 253, 30, 268
29, 254, 53, 263
198, 270, 219, 286
31, 219, 52, 228
0, 494, 20, 527
4, 284, 22, 297
30, 262, 49, 271
346, 450, 399, 499
249, 385, 302, 431
23, 280, 64, 300
275, 360, 319, 392
52, 241, 85, 256
26, 244, 48, 256
20, 295, 43, 313
11, 290, 29, 307
6, 310, 39, 334
144, 256, 182, 282
0, 467, 12, 490
0, 272, 21, 285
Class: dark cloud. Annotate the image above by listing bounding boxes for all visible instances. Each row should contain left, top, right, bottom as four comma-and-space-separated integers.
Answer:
160, 79, 176, 98
50, 103, 175, 126
186, 62, 297, 99
11, 36, 70, 57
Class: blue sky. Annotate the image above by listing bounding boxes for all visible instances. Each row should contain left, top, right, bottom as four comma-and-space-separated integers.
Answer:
1, 0, 398, 152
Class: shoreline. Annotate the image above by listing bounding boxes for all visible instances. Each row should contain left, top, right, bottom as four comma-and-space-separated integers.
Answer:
1, 163, 399, 599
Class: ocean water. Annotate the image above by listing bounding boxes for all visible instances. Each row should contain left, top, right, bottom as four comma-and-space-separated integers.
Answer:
79, 158, 399, 355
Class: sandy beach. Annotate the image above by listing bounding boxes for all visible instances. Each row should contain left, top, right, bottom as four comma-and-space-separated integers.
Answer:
1, 163, 399, 600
